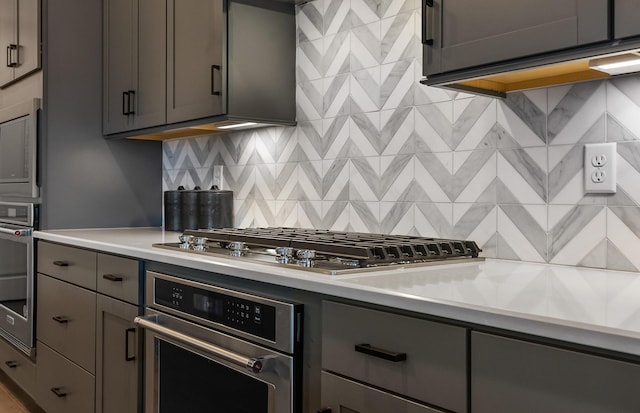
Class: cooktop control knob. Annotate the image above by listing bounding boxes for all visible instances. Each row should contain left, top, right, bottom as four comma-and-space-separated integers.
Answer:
297, 249, 316, 267
275, 247, 295, 264
228, 241, 246, 257
178, 234, 193, 249
191, 237, 208, 251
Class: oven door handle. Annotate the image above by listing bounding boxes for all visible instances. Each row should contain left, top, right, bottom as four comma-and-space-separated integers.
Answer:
134, 315, 270, 374
0, 226, 32, 237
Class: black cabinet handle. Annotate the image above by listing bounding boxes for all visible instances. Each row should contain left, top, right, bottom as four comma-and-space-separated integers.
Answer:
211, 65, 221, 96
52, 315, 69, 324
317, 409, 332, 413
125, 328, 136, 361
102, 273, 123, 282
52, 260, 69, 267
5, 361, 18, 369
354, 343, 407, 362
51, 387, 67, 398
6, 44, 17, 67
422, 0, 434, 46
128, 90, 136, 114
122, 91, 129, 115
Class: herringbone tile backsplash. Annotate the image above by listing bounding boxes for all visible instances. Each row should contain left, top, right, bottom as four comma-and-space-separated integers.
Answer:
163, 0, 640, 272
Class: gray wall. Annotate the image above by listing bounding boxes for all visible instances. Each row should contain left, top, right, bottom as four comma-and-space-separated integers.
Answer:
41, 0, 162, 229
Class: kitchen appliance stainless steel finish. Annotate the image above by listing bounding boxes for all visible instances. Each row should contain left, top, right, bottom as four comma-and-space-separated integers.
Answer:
154, 227, 483, 275
0, 201, 37, 356
135, 271, 303, 413
0, 99, 39, 199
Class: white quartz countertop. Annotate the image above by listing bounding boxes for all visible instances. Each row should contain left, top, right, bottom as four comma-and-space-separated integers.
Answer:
35, 227, 640, 356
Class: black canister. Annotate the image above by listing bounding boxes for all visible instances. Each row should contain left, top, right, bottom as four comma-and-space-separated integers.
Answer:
180, 186, 201, 230
163, 186, 185, 231
197, 187, 233, 229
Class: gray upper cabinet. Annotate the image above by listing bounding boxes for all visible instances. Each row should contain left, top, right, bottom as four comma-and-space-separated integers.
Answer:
103, 0, 166, 135
614, 0, 640, 39
0, 0, 40, 89
423, 0, 609, 77
103, 0, 296, 139
167, 0, 224, 123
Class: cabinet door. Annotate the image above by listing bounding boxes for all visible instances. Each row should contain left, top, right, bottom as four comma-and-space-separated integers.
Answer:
96, 295, 140, 413
0, 0, 17, 86
14, 0, 40, 80
423, 0, 609, 76
103, 0, 135, 134
167, 0, 224, 123
103, 0, 165, 135
471, 332, 640, 413
615, 0, 640, 39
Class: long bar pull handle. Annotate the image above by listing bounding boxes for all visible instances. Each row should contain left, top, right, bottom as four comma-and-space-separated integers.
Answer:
422, 0, 434, 46
211, 65, 221, 96
52, 316, 69, 324
5, 361, 18, 369
6, 45, 10, 67
52, 260, 69, 267
134, 315, 268, 373
355, 343, 407, 362
102, 273, 123, 282
51, 387, 67, 398
125, 328, 136, 361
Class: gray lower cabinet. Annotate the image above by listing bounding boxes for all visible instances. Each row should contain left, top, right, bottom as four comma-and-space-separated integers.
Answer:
96, 295, 139, 413
423, 0, 608, 77
321, 371, 445, 413
0, 0, 40, 88
36, 341, 95, 413
0, 335, 36, 398
471, 332, 640, 413
321, 301, 467, 413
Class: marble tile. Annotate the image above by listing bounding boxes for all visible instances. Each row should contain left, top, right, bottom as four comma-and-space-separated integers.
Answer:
324, 200, 351, 230
296, 78, 324, 121
350, 66, 381, 114
414, 152, 453, 203
497, 204, 547, 263
323, 158, 350, 201
453, 203, 497, 258
298, 160, 323, 201
349, 200, 380, 232
296, 0, 323, 43
350, 22, 381, 70
297, 38, 323, 82
415, 101, 453, 152
548, 205, 606, 268
323, 74, 351, 117
324, 0, 351, 36
547, 80, 606, 146
297, 120, 323, 161
322, 115, 351, 159
452, 97, 498, 151
497, 89, 547, 148
451, 150, 497, 203
380, 106, 414, 155
323, 31, 350, 77
607, 206, 640, 272
414, 202, 453, 238
497, 147, 547, 204
349, 156, 379, 201
380, 154, 414, 201
380, 59, 415, 110
381, 12, 417, 64
380, 202, 414, 234
607, 74, 640, 142
609, 142, 640, 207
548, 144, 607, 206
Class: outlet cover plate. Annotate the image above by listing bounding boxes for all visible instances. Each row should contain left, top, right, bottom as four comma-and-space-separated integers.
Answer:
584, 143, 616, 194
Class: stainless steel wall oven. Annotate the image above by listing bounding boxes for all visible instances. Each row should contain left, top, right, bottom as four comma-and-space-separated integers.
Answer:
135, 270, 303, 413
0, 201, 37, 356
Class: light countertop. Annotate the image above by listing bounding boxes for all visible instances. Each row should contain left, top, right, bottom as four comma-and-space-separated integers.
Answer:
35, 227, 640, 356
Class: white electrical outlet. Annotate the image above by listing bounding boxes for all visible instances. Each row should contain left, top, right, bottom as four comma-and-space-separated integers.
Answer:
212, 165, 224, 190
584, 143, 616, 194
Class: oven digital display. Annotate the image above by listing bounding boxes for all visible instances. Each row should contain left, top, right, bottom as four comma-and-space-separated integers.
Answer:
154, 278, 277, 341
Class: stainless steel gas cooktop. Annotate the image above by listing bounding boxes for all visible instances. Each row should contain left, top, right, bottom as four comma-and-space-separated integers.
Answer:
154, 227, 483, 275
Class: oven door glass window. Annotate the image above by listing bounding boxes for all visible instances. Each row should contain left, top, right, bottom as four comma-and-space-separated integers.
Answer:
0, 233, 28, 317
159, 340, 271, 413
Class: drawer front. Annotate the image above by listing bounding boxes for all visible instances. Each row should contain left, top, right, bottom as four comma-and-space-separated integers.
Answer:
0, 337, 36, 398
38, 241, 97, 290
321, 371, 443, 413
322, 301, 467, 413
96, 253, 139, 305
36, 341, 95, 413
37, 274, 96, 373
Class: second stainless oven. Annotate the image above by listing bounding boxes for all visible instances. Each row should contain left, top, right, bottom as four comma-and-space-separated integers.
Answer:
135, 271, 303, 413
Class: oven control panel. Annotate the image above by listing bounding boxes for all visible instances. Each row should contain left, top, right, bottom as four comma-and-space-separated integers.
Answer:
154, 278, 277, 341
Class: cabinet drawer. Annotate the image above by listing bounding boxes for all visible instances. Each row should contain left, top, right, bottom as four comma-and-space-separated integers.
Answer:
37, 274, 96, 373
321, 371, 443, 413
38, 241, 97, 290
322, 301, 467, 413
36, 341, 95, 413
0, 337, 36, 398
97, 253, 139, 305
